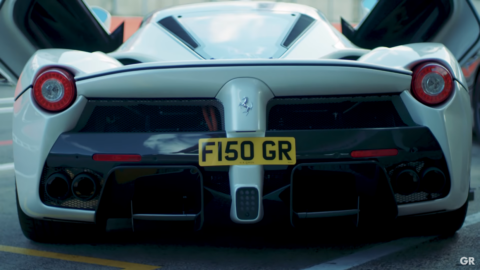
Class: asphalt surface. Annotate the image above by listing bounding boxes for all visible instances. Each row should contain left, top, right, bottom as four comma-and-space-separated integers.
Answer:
0, 90, 479, 269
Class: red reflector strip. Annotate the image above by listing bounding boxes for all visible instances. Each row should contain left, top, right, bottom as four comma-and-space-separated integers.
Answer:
0, 140, 13, 146
351, 149, 398, 158
92, 154, 142, 162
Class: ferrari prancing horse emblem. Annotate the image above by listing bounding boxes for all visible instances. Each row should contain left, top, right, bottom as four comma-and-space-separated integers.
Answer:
239, 97, 253, 115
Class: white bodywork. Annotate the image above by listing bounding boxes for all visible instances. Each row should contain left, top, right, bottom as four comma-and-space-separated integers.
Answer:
9, 1, 473, 224
110, 2, 357, 63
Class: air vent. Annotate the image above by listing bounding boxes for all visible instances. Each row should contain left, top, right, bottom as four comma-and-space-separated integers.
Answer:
118, 58, 142, 65
340, 56, 361, 61
267, 98, 407, 130
282, 14, 315, 47
77, 99, 224, 133
158, 16, 198, 49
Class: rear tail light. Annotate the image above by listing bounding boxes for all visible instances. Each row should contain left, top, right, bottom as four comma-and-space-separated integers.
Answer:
351, 149, 398, 158
411, 62, 453, 106
33, 68, 76, 112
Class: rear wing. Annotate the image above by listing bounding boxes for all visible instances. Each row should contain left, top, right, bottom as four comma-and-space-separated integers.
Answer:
15, 43, 465, 100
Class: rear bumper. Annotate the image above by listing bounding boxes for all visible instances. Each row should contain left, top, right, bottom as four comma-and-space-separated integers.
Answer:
23, 125, 466, 228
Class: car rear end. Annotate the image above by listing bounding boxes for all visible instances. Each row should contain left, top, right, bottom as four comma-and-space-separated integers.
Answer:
13, 54, 471, 233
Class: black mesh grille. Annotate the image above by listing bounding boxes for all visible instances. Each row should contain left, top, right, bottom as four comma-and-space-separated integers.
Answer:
203, 170, 230, 195
40, 166, 104, 210
268, 98, 406, 130
79, 99, 223, 133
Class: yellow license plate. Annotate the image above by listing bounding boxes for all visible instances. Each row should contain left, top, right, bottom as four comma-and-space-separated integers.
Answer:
199, 137, 296, 166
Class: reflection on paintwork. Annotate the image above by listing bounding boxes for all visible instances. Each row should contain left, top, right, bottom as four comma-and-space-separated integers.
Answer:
359, 44, 463, 81
421, 45, 441, 54
12, 134, 39, 152
20, 102, 44, 140
179, 11, 296, 59
13, 94, 23, 115
71, 142, 99, 153
462, 54, 480, 78
58, 51, 121, 72
143, 134, 204, 154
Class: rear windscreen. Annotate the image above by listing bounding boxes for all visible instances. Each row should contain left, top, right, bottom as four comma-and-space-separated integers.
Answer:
158, 11, 315, 59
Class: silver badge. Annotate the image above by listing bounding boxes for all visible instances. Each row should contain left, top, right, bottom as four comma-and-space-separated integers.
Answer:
239, 97, 253, 115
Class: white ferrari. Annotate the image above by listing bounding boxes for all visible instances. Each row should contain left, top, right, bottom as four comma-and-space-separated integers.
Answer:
0, 0, 476, 241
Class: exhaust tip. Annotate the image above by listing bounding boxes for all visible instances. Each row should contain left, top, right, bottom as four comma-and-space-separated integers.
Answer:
393, 169, 420, 195
45, 173, 71, 200
420, 167, 446, 193
71, 173, 97, 201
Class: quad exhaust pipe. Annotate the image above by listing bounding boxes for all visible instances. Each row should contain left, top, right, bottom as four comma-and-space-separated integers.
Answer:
72, 173, 98, 201
45, 173, 71, 200
45, 172, 98, 201
393, 167, 446, 195
420, 167, 446, 193
393, 169, 420, 195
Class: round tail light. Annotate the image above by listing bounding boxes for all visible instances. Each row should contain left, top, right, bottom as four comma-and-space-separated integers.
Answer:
33, 68, 76, 112
411, 62, 454, 106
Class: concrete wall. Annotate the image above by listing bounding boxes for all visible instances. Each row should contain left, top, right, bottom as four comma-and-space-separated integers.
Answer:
84, 0, 363, 23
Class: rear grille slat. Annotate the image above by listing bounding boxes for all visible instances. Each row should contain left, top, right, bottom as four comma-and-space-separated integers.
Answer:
267, 98, 407, 130
78, 99, 224, 133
